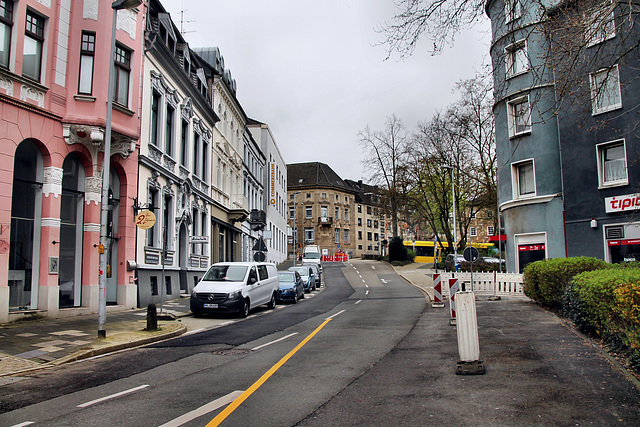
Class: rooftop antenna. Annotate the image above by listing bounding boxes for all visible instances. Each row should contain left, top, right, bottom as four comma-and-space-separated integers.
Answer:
175, 7, 195, 36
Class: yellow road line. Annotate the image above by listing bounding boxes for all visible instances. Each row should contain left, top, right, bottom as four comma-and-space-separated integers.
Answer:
206, 318, 332, 427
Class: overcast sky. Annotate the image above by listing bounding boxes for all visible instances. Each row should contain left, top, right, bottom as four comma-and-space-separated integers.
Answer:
160, 0, 491, 182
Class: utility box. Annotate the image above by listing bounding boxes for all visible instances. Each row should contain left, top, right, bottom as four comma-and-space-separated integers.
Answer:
455, 291, 485, 375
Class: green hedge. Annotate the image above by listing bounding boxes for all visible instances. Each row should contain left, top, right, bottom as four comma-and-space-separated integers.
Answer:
568, 269, 640, 353
522, 257, 610, 309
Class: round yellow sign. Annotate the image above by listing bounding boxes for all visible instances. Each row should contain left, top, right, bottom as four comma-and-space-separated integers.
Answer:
135, 210, 156, 230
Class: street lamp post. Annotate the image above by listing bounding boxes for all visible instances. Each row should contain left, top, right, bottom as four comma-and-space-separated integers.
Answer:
442, 165, 457, 264
98, 0, 142, 339
292, 191, 301, 266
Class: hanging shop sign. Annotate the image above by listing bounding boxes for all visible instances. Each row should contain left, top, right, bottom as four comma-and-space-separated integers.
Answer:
135, 210, 156, 229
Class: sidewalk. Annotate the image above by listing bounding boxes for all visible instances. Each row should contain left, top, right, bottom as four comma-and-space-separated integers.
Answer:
0, 297, 191, 377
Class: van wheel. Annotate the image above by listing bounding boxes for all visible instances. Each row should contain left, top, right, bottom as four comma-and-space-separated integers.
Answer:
240, 299, 250, 318
267, 293, 277, 310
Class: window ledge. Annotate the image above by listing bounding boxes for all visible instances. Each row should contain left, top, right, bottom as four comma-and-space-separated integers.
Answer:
113, 102, 135, 117
598, 180, 628, 190
509, 130, 532, 140
506, 70, 529, 80
500, 193, 560, 211
592, 104, 622, 116
74, 94, 96, 103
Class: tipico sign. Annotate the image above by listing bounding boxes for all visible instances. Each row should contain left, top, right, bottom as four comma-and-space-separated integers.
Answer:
605, 193, 640, 213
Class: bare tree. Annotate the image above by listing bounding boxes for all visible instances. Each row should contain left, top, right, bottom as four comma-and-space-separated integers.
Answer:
378, 0, 488, 58
442, 75, 497, 215
359, 115, 409, 238
404, 110, 483, 252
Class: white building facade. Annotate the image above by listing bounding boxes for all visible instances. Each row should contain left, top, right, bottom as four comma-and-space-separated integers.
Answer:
248, 120, 288, 265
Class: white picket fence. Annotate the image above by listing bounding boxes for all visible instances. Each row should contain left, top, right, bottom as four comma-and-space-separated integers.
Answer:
436, 271, 525, 297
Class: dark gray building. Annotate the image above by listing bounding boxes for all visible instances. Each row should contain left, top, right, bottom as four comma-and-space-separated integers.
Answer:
487, 0, 640, 271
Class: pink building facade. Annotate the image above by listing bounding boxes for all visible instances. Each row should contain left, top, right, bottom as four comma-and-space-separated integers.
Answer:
0, 0, 145, 322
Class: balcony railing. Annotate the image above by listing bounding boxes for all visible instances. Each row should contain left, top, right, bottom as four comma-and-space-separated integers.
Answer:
318, 216, 333, 225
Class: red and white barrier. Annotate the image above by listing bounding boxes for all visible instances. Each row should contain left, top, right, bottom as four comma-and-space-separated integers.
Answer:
448, 278, 460, 325
322, 254, 349, 262
432, 273, 445, 308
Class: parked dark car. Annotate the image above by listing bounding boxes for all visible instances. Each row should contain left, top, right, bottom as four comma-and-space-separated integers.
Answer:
288, 266, 316, 292
277, 271, 305, 303
303, 263, 321, 288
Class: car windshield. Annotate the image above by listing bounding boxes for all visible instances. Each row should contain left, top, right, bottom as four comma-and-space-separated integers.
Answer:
303, 252, 321, 259
278, 272, 295, 282
289, 267, 308, 276
202, 265, 248, 282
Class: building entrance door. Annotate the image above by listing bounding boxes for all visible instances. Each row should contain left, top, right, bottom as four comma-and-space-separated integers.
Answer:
9, 140, 43, 310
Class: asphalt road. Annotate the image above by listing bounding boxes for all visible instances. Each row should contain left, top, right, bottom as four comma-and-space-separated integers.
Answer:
0, 261, 426, 426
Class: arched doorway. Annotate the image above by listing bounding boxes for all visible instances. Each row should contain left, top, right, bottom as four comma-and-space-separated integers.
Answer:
106, 166, 120, 304
9, 140, 43, 310
59, 154, 85, 308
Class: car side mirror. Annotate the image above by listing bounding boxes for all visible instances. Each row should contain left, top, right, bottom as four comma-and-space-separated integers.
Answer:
249, 277, 257, 285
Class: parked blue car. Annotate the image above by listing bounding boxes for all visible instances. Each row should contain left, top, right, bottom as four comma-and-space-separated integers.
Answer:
277, 271, 305, 303
288, 266, 316, 292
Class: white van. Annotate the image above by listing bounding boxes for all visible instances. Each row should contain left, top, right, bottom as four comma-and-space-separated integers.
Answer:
190, 262, 279, 317
302, 245, 322, 271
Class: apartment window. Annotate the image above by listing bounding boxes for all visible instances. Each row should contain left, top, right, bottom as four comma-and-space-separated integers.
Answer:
0, 0, 14, 68
289, 207, 295, 219
335, 228, 340, 244
78, 32, 95, 94
513, 161, 535, 198
334, 207, 339, 219
357, 205, 362, 213
320, 206, 328, 218
165, 104, 175, 156
306, 193, 311, 198
344, 208, 349, 219
23, 10, 45, 81
147, 188, 158, 247
367, 219, 372, 227
505, 0, 521, 22
367, 206, 372, 215
506, 40, 528, 78
114, 44, 131, 107
487, 226, 495, 236
321, 193, 327, 198
193, 131, 200, 177
358, 245, 363, 250
357, 218, 362, 226
597, 140, 627, 186
508, 96, 531, 137
305, 206, 312, 218
150, 276, 158, 295
290, 194, 294, 199
150, 92, 161, 147
470, 227, 477, 237
374, 233, 379, 241
590, 65, 622, 115
586, 4, 615, 47
162, 195, 173, 251
344, 229, 349, 243
304, 227, 314, 243
367, 232, 372, 241
180, 120, 188, 166
202, 139, 208, 182
358, 231, 362, 240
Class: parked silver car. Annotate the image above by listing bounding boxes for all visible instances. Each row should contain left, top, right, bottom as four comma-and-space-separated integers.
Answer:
303, 263, 321, 288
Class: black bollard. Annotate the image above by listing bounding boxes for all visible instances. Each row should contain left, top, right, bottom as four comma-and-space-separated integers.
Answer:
147, 303, 158, 330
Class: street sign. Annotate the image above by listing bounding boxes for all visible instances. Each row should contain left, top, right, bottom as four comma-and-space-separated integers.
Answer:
254, 251, 266, 262
253, 237, 268, 252
463, 246, 480, 263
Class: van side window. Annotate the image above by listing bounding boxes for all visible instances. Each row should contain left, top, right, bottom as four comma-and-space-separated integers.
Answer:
249, 267, 258, 283
267, 264, 277, 277
257, 265, 268, 280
